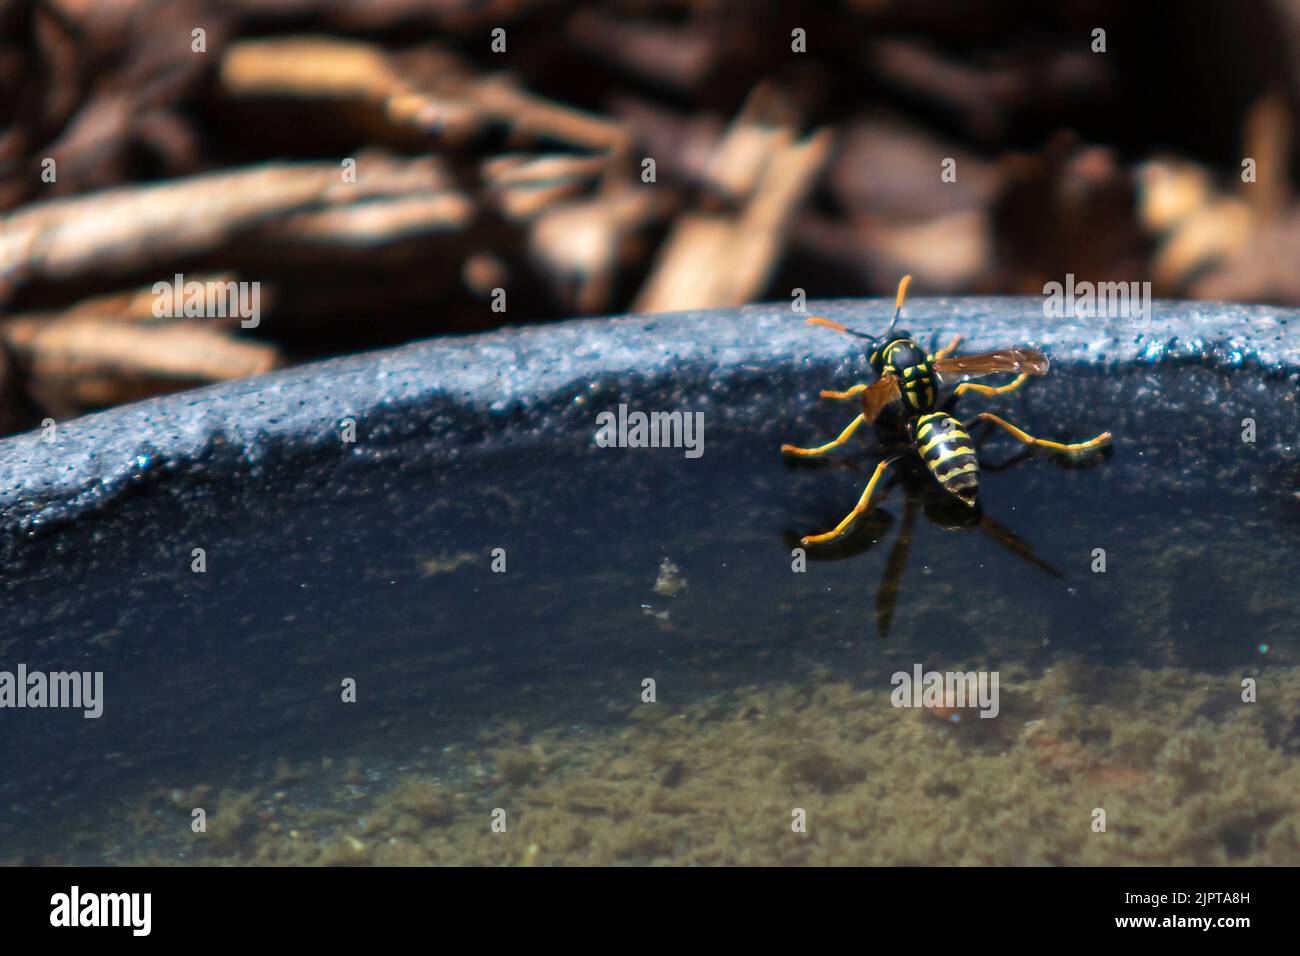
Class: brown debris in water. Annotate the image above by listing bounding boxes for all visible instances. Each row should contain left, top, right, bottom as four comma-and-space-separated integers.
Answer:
48, 658, 1300, 867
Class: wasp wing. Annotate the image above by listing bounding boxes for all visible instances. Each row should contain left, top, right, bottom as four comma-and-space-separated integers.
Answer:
933, 348, 1049, 381
859, 372, 902, 422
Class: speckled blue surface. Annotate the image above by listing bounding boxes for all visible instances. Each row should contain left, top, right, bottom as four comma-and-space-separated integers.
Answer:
0, 297, 1295, 537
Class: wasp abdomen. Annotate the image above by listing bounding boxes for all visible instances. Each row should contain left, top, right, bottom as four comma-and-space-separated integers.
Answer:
914, 413, 978, 505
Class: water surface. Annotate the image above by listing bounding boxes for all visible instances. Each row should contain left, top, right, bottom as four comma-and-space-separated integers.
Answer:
1, 363, 1298, 864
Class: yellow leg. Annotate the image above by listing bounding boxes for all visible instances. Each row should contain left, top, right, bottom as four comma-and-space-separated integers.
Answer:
781, 414, 865, 457
801, 457, 895, 546
820, 383, 868, 401
933, 334, 962, 360
955, 373, 1031, 398
975, 412, 1111, 455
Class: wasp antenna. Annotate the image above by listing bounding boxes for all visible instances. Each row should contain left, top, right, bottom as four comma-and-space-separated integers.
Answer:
805, 316, 849, 333
806, 316, 875, 340
885, 274, 912, 337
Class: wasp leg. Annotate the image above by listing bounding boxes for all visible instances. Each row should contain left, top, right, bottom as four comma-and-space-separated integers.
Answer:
781, 414, 866, 457
973, 412, 1111, 455
876, 487, 919, 638
976, 448, 1035, 472
819, 383, 868, 401
954, 373, 1031, 399
933, 334, 962, 360
801, 456, 897, 546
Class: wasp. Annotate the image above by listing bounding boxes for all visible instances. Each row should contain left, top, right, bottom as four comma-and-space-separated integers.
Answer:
782, 276, 1112, 547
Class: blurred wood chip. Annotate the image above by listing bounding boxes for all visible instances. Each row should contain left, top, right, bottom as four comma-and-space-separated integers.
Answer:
1190, 207, 1300, 303
468, 75, 631, 153
253, 193, 475, 248
482, 153, 613, 220
0, 154, 459, 300
634, 101, 832, 313
3, 313, 280, 409
1138, 158, 1253, 293
222, 36, 410, 102
223, 36, 630, 152
530, 186, 665, 314
1239, 89, 1291, 221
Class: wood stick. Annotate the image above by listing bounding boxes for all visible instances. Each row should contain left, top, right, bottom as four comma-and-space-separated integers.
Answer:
0, 155, 457, 297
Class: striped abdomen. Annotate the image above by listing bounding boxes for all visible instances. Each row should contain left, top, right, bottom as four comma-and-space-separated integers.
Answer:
913, 413, 979, 505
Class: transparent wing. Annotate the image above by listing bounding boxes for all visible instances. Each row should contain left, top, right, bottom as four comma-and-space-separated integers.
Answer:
860, 372, 902, 422
933, 348, 1049, 381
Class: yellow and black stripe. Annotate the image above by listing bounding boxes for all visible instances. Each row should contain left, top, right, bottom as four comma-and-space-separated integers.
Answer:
895, 360, 937, 413
912, 413, 979, 505
872, 337, 937, 414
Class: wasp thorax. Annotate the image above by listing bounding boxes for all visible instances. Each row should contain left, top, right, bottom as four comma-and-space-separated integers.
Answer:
884, 338, 924, 370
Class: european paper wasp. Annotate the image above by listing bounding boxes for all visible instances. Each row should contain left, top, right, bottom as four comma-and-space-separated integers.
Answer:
782, 276, 1112, 547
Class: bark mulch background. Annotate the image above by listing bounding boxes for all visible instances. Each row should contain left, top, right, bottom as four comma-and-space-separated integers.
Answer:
1, 0, 1298, 435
